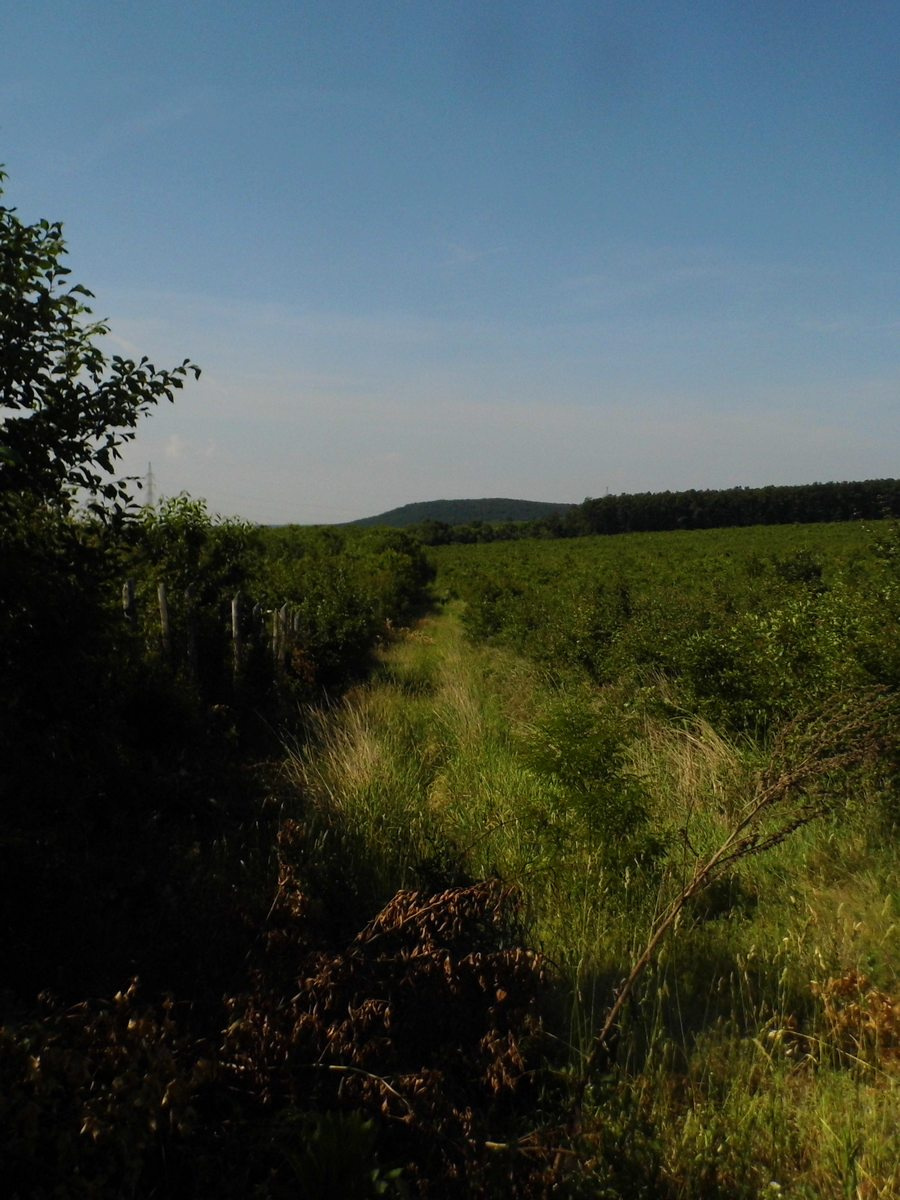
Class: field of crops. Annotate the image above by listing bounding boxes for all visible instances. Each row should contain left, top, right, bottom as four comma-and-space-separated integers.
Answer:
435, 520, 898, 733
294, 518, 897, 1195
3, 515, 897, 1197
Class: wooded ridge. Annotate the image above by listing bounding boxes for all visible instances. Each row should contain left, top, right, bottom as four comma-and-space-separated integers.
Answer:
345, 496, 576, 527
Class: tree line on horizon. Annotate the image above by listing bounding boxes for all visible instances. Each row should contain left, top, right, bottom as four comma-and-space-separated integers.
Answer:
410, 477, 900, 545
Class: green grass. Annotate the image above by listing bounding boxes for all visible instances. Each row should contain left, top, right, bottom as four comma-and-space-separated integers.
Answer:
282, 596, 898, 1196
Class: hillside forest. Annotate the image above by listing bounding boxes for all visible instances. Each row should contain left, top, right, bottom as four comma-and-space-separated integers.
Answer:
370, 479, 900, 546
2, 178, 898, 1198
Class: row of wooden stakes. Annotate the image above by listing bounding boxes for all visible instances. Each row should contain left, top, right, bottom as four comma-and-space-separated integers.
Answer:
120, 579, 299, 680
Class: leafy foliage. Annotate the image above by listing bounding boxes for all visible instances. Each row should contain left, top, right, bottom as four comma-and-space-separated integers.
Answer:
521, 696, 666, 876
0, 171, 198, 514
440, 520, 898, 735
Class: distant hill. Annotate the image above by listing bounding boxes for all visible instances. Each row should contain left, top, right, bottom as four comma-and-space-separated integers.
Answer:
348, 497, 576, 528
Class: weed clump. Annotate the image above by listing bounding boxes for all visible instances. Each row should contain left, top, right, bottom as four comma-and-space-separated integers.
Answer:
228, 877, 560, 1195
0, 880, 561, 1198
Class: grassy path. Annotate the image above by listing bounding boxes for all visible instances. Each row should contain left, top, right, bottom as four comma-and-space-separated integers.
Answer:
282, 602, 900, 1199
289, 601, 549, 903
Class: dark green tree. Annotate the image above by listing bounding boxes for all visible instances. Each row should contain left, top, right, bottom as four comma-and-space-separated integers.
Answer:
0, 174, 207, 998
0, 171, 201, 814
0, 170, 199, 514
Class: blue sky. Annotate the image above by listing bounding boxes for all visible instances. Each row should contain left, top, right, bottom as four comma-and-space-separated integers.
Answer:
2, 1, 897, 522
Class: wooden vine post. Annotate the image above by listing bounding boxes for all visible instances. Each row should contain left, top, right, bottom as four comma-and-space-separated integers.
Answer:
184, 588, 197, 683
121, 578, 135, 622
280, 603, 290, 674
271, 602, 291, 678
157, 581, 172, 662
231, 593, 243, 681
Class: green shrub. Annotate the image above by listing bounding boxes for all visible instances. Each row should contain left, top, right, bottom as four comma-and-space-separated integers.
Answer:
521, 695, 667, 879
